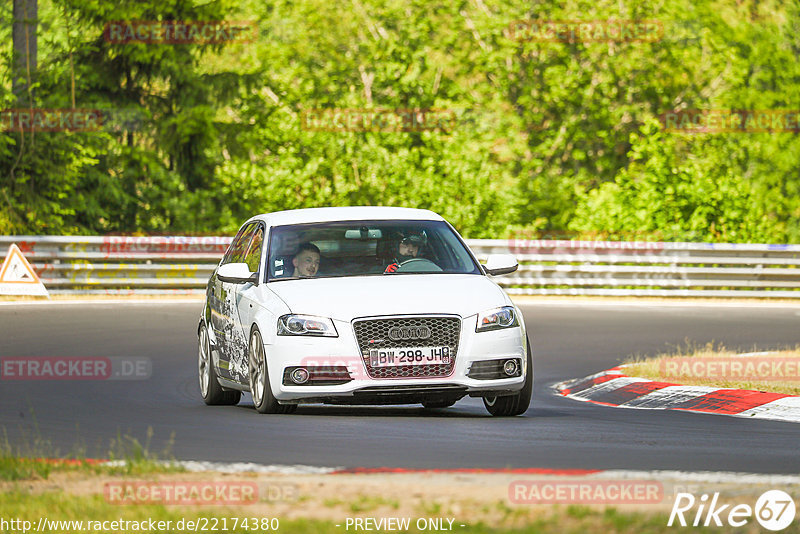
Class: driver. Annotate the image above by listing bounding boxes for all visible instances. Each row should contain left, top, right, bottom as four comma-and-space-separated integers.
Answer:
384, 231, 427, 273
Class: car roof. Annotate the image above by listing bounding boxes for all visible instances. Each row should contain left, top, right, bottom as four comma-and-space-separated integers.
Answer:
249, 206, 445, 227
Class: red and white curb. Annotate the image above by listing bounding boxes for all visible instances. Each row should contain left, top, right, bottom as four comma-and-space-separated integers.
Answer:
554, 366, 800, 423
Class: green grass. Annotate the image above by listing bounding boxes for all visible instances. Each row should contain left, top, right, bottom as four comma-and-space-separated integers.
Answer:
102, 429, 184, 476
348, 495, 400, 512
565, 504, 592, 519
419, 500, 443, 515
0, 455, 54, 481
0, 425, 182, 481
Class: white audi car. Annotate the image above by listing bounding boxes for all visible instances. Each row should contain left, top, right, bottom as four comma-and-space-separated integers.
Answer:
197, 206, 532, 416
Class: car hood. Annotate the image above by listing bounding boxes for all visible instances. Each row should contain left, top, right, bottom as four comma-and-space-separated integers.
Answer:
268, 274, 510, 321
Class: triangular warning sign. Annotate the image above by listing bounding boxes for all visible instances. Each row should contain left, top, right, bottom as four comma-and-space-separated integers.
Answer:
0, 243, 49, 297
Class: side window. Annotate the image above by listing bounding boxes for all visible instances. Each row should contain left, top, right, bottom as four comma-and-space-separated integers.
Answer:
267, 228, 300, 279
222, 223, 256, 265
244, 226, 264, 273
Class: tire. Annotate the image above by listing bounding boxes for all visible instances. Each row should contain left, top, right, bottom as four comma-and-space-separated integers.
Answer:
483, 337, 533, 416
198, 324, 241, 406
248, 327, 297, 414
421, 399, 457, 409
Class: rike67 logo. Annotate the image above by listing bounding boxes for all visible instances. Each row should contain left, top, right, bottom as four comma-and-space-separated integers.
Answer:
669, 490, 796, 531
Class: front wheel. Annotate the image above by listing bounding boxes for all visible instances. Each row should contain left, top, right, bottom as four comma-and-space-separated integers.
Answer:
483, 337, 533, 416
248, 328, 296, 414
198, 325, 241, 406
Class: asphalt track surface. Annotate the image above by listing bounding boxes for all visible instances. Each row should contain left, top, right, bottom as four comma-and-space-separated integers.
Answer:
1, 300, 800, 473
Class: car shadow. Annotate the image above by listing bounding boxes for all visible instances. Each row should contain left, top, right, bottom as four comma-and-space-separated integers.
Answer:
228, 398, 550, 418
292, 405, 490, 418
229, 398, 492, 417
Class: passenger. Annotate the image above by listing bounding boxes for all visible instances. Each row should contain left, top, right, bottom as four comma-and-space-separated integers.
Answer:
292, 242, 321, 277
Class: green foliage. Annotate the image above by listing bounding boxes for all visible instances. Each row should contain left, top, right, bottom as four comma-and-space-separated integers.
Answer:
569, 119, 783, 242
1, 0, 798, 241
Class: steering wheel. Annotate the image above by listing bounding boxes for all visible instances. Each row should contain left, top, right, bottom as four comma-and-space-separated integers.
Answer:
386, 258, 442, 273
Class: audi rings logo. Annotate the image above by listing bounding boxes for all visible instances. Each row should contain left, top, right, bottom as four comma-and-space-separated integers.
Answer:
388, 326, 431, 341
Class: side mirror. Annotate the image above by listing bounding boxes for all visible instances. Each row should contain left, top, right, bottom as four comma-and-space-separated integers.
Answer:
483, 254, 518, 276
217, 262, 257, 284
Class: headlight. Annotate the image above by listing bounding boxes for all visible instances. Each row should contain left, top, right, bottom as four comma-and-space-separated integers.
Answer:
278, 314, 338, 337
476, 306, 519, 332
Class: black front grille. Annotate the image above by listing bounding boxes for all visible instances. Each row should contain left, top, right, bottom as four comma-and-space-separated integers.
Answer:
353, 384, 467, 395
353, 316, 461, 378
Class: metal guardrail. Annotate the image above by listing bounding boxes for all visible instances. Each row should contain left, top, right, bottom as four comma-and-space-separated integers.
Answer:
0, 236, 227, 296
1, 235, 799, 298
483, 239, 800, 298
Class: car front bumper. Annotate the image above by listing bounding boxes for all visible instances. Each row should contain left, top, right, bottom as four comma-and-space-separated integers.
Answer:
264, 316, 528, 403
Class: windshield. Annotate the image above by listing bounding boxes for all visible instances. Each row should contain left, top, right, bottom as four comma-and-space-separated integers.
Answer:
266, 220, 481, 281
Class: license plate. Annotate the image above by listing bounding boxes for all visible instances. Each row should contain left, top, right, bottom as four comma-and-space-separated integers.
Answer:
369, 346, 451, 367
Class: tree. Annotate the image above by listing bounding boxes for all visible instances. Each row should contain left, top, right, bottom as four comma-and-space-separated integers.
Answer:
569, 119, 783, 242
12, 0, 37, 100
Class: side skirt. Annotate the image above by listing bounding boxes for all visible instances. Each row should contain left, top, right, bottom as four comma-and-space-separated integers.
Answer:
218, 376, 249, 392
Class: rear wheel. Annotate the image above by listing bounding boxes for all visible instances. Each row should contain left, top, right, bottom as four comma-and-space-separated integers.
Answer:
483, 337, 533, 416
248, 327, 296, 414
198, 325, 241, 406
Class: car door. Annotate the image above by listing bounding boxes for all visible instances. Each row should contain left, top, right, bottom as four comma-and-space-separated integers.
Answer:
226, 224, 265, 385
212, 222, 257, 382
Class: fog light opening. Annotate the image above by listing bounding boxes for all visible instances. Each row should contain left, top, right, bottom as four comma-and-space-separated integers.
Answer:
503, 359, 519, 376
290, 367, 310, 384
